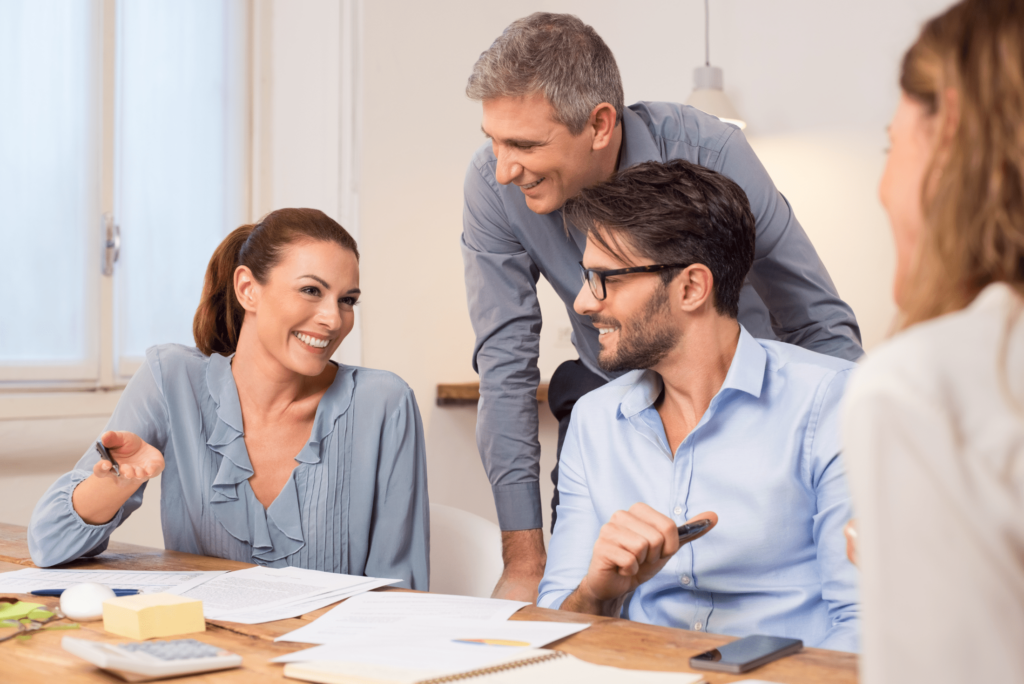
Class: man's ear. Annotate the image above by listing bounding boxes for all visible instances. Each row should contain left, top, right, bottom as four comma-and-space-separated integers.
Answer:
234, 265, 259, 313
676, 264, 715, 313
589, 102, 618, 151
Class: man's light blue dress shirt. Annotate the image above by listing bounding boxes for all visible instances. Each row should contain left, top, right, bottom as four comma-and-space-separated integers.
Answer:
537, 327, 859, 652
28, 344, 429, 590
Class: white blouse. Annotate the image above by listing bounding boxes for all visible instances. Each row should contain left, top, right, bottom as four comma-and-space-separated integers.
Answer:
844, 283, 1024, 683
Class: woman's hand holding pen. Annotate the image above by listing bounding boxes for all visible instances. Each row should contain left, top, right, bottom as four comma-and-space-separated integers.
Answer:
92, 431, 165, 484
73, 431, 165, 525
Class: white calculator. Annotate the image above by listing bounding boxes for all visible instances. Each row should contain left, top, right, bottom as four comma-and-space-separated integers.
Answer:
62, 636, 242, 681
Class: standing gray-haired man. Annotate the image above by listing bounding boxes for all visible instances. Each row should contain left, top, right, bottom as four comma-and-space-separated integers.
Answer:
462, 12, 862, 602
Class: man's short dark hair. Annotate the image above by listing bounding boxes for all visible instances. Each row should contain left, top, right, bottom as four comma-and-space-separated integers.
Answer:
563, 160, 756, 318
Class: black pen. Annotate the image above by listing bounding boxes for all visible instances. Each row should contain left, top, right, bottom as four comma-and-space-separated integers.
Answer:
677, 518, 713, 544
95, 440, 120, 476
30, 589, 140, 597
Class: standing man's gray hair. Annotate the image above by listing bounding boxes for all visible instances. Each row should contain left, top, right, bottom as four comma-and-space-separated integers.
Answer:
466, 13, 624, 135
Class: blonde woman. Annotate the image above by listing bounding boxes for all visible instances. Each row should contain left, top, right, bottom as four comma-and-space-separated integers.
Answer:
844, 0, 1024, 681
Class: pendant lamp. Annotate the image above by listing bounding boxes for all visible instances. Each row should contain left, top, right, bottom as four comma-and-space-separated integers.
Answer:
685, 0, 746, 130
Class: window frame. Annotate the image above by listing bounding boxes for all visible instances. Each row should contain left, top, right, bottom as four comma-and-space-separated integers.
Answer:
0, 0, 107, 386
0, 0, 252, 394
0, 0, 364, 419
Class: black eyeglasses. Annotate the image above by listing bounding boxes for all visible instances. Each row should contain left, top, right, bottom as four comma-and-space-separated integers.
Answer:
579, 261, 691, 301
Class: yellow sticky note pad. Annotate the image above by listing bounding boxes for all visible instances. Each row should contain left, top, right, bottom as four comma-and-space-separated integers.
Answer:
102, 593, 205, 640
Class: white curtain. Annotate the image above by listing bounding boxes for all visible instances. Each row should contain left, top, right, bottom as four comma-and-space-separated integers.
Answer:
0, 1, 95, 364
116, 0, 247, 363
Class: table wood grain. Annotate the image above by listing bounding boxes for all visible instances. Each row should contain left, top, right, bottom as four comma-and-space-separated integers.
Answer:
0, 524, 856, 683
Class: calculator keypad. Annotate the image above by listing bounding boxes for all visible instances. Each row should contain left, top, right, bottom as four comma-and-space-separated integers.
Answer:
118, 639, 222, 660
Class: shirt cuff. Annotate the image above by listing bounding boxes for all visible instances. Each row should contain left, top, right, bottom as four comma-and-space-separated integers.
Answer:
492, 481, 542, 531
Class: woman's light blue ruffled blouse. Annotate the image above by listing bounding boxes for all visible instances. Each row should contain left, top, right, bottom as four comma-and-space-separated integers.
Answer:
28, 344, 429, 590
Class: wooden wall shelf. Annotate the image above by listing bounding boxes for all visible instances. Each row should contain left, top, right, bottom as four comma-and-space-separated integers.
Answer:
436, 382, 549, 406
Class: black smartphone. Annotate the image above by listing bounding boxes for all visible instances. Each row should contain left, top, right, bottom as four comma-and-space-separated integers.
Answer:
677, 518, 712, 544
690, 635, 803, 673
95, 440, 120, 477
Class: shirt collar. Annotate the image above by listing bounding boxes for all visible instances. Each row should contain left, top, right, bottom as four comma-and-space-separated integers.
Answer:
617, 105, 663, 171
721, 325, 767, 399
618, 325, 766, 419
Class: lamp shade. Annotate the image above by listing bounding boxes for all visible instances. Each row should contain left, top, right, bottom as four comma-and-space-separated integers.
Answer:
685, 66, 746, 130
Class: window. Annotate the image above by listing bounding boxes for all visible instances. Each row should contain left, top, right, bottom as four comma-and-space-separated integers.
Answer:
0, 0, 249, 386
0, 1, 100, 382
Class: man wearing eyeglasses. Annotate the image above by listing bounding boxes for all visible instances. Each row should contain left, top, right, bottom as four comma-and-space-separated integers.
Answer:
462, 13, 862, 602
535, 159, 859, 652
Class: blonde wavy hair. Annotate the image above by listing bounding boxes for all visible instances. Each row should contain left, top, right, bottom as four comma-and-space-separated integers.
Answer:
899, 0, 1024, 329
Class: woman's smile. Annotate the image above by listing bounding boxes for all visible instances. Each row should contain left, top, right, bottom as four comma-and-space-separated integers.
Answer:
293, 330, 331, 350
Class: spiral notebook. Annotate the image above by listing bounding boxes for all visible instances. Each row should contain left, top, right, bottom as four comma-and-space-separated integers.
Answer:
282, 649, 706, 684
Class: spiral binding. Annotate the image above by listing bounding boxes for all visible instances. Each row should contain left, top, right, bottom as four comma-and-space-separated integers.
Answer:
419, 650, 568, 684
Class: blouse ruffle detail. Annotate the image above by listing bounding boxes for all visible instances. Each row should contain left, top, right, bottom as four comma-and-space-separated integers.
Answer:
204, 353, 355, 563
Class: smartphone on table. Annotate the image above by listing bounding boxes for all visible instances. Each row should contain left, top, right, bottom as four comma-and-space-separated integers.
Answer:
689, 634, 803, 673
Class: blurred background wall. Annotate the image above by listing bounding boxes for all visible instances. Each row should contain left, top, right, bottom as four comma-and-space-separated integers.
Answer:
0, 0, 952, 548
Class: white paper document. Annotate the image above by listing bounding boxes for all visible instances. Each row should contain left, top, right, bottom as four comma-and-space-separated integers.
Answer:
0, 568, 224, 595
179, 565, 399, 623
272, 618, 590, 672
220, 578, 398, 624
276, 591, 530, 644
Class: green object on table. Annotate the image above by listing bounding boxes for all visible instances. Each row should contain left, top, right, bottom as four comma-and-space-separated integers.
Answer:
0, 606, 78, 645
0, 602, 44, 621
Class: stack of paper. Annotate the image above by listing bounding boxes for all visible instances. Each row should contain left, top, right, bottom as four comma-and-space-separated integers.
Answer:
0, 568, 225, 595
275, 591, 530, 644
272, 592, 591, 674
283, 650, 707, 684
178, 566, 399, 624
274, 618, 589, 673
0, 567, 399, 625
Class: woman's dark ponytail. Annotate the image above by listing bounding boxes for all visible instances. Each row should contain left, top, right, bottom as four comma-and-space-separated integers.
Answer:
193, 224, 255, 356
193, 208, 358, 356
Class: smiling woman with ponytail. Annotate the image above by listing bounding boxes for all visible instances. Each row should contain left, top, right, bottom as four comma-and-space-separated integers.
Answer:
28, 208, 429, 590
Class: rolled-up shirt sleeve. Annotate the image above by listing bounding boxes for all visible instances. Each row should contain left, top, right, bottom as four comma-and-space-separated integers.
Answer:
806, 369, 860, 652
461, 158, 544, 531
365, 387, 430, 590
716, 128, 863, 362
28, 354, 170, 567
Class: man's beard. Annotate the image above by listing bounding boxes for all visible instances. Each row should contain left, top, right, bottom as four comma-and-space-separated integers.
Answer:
596, 285, 678, 373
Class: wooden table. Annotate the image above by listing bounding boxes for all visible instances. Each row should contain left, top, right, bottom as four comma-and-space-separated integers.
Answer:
0, 523, 856, 683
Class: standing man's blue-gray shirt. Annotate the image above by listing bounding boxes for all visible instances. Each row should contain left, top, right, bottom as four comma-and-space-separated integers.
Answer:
462, 101, 863, 531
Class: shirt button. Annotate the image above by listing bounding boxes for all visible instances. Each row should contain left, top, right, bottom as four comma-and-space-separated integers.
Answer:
693, 622, 703, 631
673, 505, 683, 516
680, 575, 691, 585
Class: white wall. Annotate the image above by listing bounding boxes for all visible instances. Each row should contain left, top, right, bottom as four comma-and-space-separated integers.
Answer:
0, 0, 955, 548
